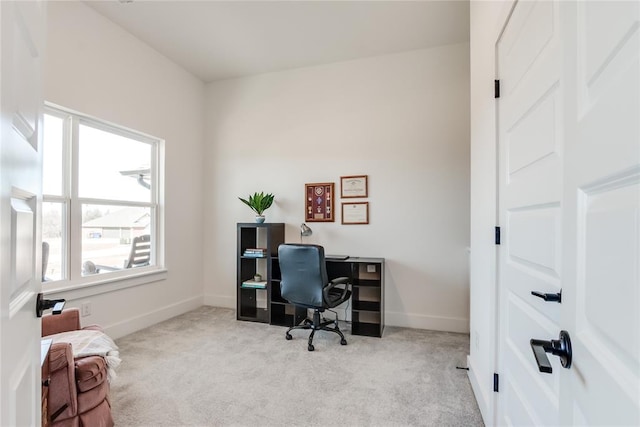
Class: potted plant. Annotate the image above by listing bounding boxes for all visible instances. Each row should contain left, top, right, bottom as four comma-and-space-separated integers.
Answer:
238, 192, 274, 223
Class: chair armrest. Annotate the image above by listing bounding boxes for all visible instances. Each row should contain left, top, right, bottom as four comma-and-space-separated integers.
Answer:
48, 343, 78, 422
75, 356, 109, 392
42, 308, 81, 337
323, 277, 350, 302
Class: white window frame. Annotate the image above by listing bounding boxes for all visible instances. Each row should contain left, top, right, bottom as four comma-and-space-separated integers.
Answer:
42, 103, 166, 294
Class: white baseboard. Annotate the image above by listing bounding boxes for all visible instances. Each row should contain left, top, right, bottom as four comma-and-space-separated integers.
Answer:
104, 295, 203, 340
467, 354, 493, 426
199, 299, 468, 333
203, 294, 235, 309
385, 310, 469, 333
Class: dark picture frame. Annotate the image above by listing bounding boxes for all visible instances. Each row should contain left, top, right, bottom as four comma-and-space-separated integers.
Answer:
305, 183, 335, 222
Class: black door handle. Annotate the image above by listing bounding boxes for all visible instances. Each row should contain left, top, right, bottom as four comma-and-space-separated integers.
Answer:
530, 330, 572, 374
36, 293, 66, 318
531, 289, 562, 303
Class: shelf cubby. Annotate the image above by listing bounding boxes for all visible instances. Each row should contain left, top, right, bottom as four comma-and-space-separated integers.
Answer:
327, 257, 384, 337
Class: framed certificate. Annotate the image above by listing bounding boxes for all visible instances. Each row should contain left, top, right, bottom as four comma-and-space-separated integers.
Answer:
341, 202, 369, 224
305, 183, 335, 222
340, 175, 368, 198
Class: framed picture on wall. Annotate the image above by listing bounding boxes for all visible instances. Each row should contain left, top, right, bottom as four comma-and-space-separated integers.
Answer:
342, 202, 369, 224
340, 175, 368, 198
305, 183, 335, 222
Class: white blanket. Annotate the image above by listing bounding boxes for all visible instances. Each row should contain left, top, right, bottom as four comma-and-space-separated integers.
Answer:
49, 329, 121, 382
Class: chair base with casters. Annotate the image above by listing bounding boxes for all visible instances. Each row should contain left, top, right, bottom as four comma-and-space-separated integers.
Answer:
286, 309, 347, 351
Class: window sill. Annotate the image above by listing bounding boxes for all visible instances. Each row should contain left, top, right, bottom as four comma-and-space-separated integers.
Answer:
43, 267, 168, 300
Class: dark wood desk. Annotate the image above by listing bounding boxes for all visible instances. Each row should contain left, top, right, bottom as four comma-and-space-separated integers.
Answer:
269, 257, 384, 337
236, 223, 385, 337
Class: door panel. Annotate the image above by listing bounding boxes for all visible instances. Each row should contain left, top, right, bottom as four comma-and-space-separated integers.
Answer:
502, 377, 537, 426
9, 352, 37, 427
506, 294, 560, 393
580, 1, 638, 95
500, 0, 555, 98
10, 195, 36, 301
582, 182, 639, 362
10, 0, 43, 149
507, 88, 559, 175
504, 204, 562, 326
508, 206, 560, 272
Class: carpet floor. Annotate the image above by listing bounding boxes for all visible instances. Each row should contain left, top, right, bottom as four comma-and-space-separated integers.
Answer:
110, 306, 483, 426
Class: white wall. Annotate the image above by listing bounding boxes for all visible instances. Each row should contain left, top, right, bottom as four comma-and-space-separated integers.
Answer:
203, 43, 471, 332
44, 1, 205, 338
468, 1, 514, 424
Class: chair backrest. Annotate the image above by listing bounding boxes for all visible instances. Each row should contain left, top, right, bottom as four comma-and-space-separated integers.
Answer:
278, 244, 328, 309
124, 234, 151, 268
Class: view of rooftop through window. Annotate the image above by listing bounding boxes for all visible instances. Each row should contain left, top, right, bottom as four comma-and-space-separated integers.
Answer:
78, 124, 151, 202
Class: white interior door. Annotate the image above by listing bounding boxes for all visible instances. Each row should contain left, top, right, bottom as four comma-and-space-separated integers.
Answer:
497, 0, 563, 424
0, 1, 46, 425
560, 1, 640, 425
497, 0, 640, 425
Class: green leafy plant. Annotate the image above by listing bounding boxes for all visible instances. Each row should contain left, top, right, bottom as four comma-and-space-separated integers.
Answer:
238, 192, 274, 216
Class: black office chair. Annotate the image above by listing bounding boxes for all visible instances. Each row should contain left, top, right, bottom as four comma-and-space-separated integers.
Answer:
278, 243, 352, 351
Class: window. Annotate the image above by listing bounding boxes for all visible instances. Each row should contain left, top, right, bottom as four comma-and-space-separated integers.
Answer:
42, 105, 163, 286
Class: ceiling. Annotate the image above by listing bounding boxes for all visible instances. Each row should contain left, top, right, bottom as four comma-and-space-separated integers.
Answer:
86, 1, 470, 83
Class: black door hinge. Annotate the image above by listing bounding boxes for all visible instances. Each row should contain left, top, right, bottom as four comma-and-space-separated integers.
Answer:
495, 226, 501, 245
494, 80, 500, 98
493, 373, 499, 392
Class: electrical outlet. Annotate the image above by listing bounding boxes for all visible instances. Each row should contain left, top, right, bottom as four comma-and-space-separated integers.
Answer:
81, 302, 92, 317
475, 331, 480, 350
367, 264, 376, 273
